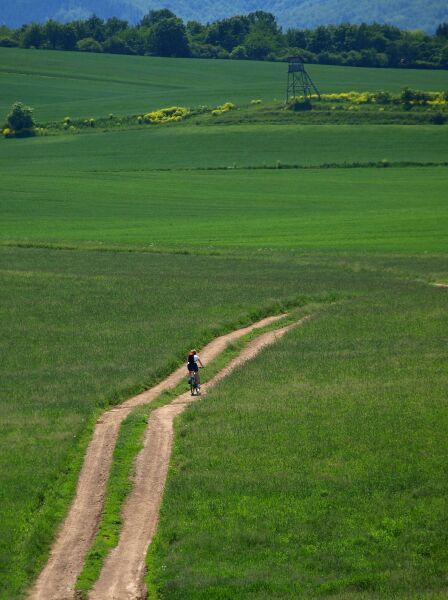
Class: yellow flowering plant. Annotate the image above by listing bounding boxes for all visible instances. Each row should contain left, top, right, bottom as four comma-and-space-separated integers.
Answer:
143, 107, 190, 124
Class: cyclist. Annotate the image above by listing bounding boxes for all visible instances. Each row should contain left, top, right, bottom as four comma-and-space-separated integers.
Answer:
187, 349, 204, 393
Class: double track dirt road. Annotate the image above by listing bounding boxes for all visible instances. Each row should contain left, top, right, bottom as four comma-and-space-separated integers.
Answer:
31, 314, 305, 600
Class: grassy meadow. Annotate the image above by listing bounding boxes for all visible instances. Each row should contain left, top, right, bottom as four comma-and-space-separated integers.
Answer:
0, 46, 447, 599
149, 273, 448, 599
1, 247, 336, 598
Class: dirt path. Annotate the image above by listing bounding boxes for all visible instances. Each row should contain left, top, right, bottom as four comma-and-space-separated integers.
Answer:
90, 317, 307, 600
29, 315, 285, 600
434, 283, 448, 288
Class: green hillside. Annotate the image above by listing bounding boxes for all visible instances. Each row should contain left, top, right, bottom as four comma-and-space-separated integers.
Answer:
1, 47, 447, 121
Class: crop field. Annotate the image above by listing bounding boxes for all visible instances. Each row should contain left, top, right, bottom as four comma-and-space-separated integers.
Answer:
1, 168, 447, 252
1, 47, 448, 121
0, 47, 447, 599
1, 124, 448, 173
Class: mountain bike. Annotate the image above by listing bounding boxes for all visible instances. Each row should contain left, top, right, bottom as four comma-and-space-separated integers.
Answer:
188, 372, 201, 396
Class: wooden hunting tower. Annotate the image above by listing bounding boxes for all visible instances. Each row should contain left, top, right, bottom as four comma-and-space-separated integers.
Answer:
286, 57, 321, 102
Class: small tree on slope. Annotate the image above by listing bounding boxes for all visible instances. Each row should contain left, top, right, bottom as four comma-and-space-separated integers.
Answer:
5, 101, 36, 137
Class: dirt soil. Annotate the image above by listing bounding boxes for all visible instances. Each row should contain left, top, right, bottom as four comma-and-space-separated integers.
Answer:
29, 314, 289, 600
90, 318, 306, 600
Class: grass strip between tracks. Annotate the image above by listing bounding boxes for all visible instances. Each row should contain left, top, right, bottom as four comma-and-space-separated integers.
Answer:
74, 304, 322, 598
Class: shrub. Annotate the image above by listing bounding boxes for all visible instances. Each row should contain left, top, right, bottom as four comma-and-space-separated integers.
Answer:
230, 45, 248, 60
250, 99, 262, 105
211, 102, 236, 116
305, 89, 447, 109
7, 101, 35, 130
190, 42, 227, 59
103, 36, 133, 55
318, 51, 342, 65
7, 128, 36, 138
319, 91, 377, 104
400, 88, 432, 105
375, 91, 392, 104
430, 112, 447, 124
0, 37, 19, 47
143, 106, 189, 124
77, 38, 102, 53
4, 101, 36, 137
287, 98, 312, 111
427, 95, 448, 108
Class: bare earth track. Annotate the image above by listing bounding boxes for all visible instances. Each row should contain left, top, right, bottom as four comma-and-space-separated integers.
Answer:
30, 314, 299, 600
90, 318, 305, 600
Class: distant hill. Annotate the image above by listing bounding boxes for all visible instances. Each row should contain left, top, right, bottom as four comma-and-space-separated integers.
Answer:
1, 0, 447, 32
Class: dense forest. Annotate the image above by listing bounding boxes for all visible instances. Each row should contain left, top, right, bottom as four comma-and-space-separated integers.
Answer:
1, 10, 448, 70
1, 0, 447, 32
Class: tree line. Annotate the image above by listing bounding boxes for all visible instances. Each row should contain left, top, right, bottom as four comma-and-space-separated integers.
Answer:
1, 10, 447, 69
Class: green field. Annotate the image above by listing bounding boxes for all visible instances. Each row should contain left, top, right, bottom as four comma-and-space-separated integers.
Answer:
2, 247, 338, 598
1, 168, 447, 252
0, 48, 447, 599
1, 124, 448, 173
1, 47, 448, 121
149, 275, 448, 599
